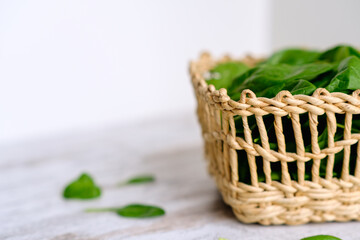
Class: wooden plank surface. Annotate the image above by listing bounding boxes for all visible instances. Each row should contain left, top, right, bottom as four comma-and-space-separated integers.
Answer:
0, 113, 358, 240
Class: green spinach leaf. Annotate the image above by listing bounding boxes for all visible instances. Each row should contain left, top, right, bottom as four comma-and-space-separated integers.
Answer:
301, 235, 342, 240
206, 62, 249, 90
264, 48, 320, 65
318, 45, 360, 63
229, 63, 333, 98
326, 56, 360, 92
312, 70, 337, 88
258, 79, 317, 98
118, 175, 155, 186
285, 79, 318, 95
86, 204, 165, 218
63, 173, 101, 199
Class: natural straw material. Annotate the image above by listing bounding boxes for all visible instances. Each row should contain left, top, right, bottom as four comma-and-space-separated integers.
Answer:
190, 52, 360, 225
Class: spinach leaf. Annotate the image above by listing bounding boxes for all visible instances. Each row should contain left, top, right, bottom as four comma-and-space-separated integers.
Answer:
351, 118, 360, 133
318, 45, 360, 63
255, 81, 285, 98
301, 235, 342, 240
206, 62, 249, 90
86, 204, 165, 218
316, 127, 328, 150
286, 79, 317, 95
227, 67, 259, 99
63, 173, 101, 199
326, 56, 360, 92
312, 70, 337, 88
258, 79, 317, 98
229, 63, 333, 98
258, 171, 281, 182
264, 48, 320, 65
118, 175, 155, 186
116, 204, 165, 218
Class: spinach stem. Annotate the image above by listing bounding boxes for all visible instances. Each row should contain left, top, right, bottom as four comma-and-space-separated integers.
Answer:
85, 208, 117, 213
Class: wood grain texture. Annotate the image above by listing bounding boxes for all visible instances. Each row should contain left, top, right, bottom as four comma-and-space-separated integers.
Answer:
0, 114, 358, 240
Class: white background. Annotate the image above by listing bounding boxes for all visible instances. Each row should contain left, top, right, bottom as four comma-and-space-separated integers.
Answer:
1, 0, 360, 145
272, 0, 360, 50
0, 0, 270, 144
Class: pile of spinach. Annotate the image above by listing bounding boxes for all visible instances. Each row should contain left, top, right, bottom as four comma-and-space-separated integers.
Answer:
206, 45, 360, 183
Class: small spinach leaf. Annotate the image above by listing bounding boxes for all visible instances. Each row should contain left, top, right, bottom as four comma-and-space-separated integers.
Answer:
63, 173, 101, 199
311, 70, 337, 88
264, 48, 320, 65
326, 56, 360, 92
116, 204, 165, 218
318, 45, 360, 63
301, 235, 342, 240
206, 62, 249, 90
86, 204, 165, 218
258, 79, 317, 98
285, 79, 317, 95
118, 175, 155, 186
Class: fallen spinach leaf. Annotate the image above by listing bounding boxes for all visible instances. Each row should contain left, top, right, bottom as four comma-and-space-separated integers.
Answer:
86, 204, 165, 218
118, 175, 155, 186
117, 204, 165, 218
301, 235, 342, 240
63, 173, 101, 199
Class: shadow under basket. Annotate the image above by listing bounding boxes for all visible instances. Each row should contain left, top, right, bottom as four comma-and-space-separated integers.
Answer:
190, 52, 360, 225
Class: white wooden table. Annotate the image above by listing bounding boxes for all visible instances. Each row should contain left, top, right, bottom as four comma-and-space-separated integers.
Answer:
0, 113, 358, 240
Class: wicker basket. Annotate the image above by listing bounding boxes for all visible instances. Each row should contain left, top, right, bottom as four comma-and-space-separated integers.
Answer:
190, 52, 360, 225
